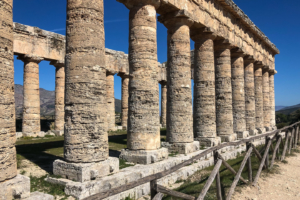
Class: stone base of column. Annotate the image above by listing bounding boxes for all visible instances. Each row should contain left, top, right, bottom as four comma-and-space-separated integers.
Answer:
53, 130, 64, 136
256, 127, 266, 134
161, 141, 200, 154
272, 126, 278, 131
249, 129, 258, 136
265, 126, 272, 132
236, 131, 249, 139
194, 137, 221, 148
119, 148, 168, 165
220, 134, 237, 142
53, 157, 119, 182
0, 174, 53, 200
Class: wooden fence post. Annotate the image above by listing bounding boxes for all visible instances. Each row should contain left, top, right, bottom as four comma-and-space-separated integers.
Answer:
246, 142, 252, 183
214, 151, 222, 200
282, 131, 289, 161
288, 129, 294, 154
253, 138, 272, 186
270, 136, 281, 168
265, 137, 270, 170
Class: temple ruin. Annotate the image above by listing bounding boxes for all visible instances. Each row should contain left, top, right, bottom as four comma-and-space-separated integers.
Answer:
0, 0, 279, 199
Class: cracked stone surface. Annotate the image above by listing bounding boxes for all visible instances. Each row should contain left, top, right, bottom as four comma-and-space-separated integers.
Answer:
214, 41, 235, 141
263, 68, 271, 129
191, 31, 217, 143
50, 60, 65, 132
160, 82, 167, 128
162, 17, 193, 144
106, 73, 116, 131
0, 0, 17, 182
18, 55, 43, 137
126, 2, 160, 150
64, 0, 108, 162
121, 76, 129, 129
244, 58, 256, 135
254, 64, 264, 131
231, 51, 247, 136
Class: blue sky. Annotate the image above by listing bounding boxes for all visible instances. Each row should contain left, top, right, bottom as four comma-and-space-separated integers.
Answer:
13, 0, 300, 106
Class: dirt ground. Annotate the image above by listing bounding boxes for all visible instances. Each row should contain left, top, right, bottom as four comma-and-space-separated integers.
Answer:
233, 154, 300, 200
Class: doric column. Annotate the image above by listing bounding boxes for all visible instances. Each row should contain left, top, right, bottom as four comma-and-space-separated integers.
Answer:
244, 56, 257, 135
214, 40, 236, 142
50, 60, 65, 134
162, 15, 193, 143
263, 66, 271, 130
18, 55, 43, 137
269, 69, 277, 130
191, 28, 220, 147
161, 81, 167, 128
64, 0, 108, 162
53, 0, 119, 181
119, 0, 168, 164
106, 72, 116, 131
254, 62, 265, 133
0, 0, 17, 182
158, 11, 199, 154
121, 75, 129, 130
231, 49, 248, 139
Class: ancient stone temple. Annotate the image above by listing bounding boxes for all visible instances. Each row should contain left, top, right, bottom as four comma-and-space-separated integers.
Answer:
0, 0, 280, 199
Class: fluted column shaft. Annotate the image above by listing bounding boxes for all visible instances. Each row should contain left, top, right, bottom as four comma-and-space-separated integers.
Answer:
0, 0, 17, 182
127, 3, 160, 150
244, 58, 256, 135
191, 32, 217, 141
51, 61, 65, 132
20, 55, 43, 137
121, 76, 129, 129
214, 41, 235, 141
231, 51, 247, 137
165, 18, 193, 144
161, 82, 167, 128
263, 68, 270, 129
254, 64, 264, 132
269, 70, 276, 129
64, 0, 108, 162
106, 73, 115, 131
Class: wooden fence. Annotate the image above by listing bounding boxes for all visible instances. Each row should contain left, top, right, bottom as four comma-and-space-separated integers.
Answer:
84, 122, 300, 200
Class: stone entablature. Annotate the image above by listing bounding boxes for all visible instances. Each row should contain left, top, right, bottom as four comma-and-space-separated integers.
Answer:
156, 0, 278, 68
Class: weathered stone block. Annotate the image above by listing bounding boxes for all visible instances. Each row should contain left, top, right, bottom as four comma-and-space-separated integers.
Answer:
27, 192, 54, 200
161, 141, 200, 154
0, 175, 30, 200
256, 127, 266, 134
119, 148, 168, 164
220, 134, 237, 142
53, 157, 119, 182
236, 131, 249, 139
249, 129, 258, 136
195, 137, 221, 147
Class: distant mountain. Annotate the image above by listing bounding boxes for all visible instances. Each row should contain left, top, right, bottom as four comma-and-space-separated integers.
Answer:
276, 104, 300, 115
275, 106, 286, 111
14, 84, 122, 116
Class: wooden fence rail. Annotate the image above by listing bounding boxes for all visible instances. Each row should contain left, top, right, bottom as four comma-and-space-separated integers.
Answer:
84, 122, 300, 200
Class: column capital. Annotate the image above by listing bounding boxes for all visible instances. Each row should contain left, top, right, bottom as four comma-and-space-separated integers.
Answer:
118, 73, 130, 79
244, 55, 255, 64
190, 27, 217, 41
17, 54, 43, 63
117, 0, 160, 9
106, 70, 117, 76
50, 60, 64, 68
214, 39, 235, 50
159, 80, 167, 86
262, 65, 270, 73
254, 61, 264, 70
269, 69, 277, 75
231, 48, 246, 58
158, 10, 194, 29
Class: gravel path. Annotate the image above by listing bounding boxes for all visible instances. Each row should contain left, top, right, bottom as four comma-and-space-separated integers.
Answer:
233, 153, 300, 200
